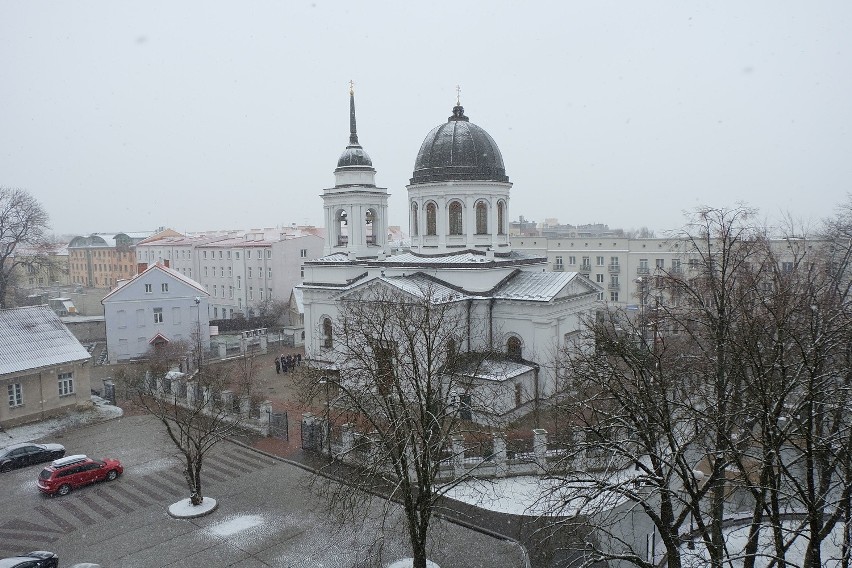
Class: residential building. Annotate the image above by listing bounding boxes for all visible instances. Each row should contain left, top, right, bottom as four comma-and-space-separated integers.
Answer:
101, 263, 210, 364
0, 306, 92, 427
68, 230, 177, 288
135, 228, 324, 322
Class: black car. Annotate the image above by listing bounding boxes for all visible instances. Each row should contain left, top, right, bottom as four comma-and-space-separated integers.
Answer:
0, 551, 59, 568
0, 443, 66, 472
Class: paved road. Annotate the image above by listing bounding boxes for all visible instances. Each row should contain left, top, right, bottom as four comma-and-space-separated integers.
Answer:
0, 415, 525, 568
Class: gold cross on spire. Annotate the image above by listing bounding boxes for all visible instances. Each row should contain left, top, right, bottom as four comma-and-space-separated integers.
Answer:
456, 84, 461, 106
349, 79, 355, 96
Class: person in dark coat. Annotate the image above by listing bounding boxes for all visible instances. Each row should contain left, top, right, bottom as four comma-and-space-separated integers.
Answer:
275, 357, 281, 374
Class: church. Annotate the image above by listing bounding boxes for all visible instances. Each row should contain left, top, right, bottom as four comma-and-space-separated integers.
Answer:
299, 88, 601, 424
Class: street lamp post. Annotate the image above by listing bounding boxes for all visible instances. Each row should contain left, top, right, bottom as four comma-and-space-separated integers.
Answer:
319, 376, 331, 455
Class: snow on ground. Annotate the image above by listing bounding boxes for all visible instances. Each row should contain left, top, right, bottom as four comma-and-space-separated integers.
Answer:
0, 396, 123, 444
682, 520, 849, 568
207, 514, 265, 537
444, 467, 639, 516
386, 559, 440, 568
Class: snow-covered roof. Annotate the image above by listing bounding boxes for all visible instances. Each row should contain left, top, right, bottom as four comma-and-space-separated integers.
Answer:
101, 263, 208, 303
291, 287, 304, 313
0, 306, 91, 375
309, 249, 546, 267
457, 358, 536, 382
378, 274, 469, 303
494, 271, 586, 301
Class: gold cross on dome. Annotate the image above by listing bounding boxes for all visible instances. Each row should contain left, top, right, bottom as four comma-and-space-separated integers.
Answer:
456, 84, 461, 105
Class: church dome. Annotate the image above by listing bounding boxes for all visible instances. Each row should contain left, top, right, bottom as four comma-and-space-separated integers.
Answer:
410, 105, 508, 185
337, 144, 373, 168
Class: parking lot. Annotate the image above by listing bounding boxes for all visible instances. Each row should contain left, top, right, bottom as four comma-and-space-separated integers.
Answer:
0, 415, 525, 568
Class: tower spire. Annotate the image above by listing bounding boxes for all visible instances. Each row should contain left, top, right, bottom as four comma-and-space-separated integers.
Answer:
349, 80, 359, 145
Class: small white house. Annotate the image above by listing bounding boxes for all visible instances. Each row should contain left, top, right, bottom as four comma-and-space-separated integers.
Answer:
102, 263, 210, 364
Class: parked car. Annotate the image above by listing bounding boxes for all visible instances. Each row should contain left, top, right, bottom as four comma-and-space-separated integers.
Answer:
37, 455, 123, 496
0, 443, 65, 472
0, 551, 58, 568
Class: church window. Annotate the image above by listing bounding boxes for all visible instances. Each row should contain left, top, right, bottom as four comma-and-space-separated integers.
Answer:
426, 203, 437, 236
448, 201, 463, 235
497, 201, 506, 235
322, 318, 333, 348
411, 203, 419, 236
475, 201, 488, 235
507, 336, 522, 360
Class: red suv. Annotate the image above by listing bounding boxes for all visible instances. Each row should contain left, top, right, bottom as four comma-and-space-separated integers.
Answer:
37, 455, 123, 496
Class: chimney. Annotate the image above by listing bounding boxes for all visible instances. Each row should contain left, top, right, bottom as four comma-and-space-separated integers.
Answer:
163, 259, 170, 268
137, 262, 148, 274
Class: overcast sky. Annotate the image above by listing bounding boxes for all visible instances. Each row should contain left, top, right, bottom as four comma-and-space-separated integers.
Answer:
2, 1, 850, 237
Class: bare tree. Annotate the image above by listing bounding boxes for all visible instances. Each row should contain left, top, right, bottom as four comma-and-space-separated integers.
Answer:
123, 340, 258, 506
306, 277, 499, 568
0, 187, 52, 308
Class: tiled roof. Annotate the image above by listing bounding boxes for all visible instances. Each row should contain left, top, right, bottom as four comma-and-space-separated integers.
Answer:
0, 306, 91, 375
493, 271, 582, 301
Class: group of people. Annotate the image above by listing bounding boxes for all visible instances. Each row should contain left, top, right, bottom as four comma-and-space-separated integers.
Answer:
275, 353, 301, 374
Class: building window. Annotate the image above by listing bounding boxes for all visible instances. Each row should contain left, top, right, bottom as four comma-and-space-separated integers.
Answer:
497, 201, 505, 235
203, 251, 208, 259
229, 267, 233, 277
247, 251, 252, 259
507, 336, 522, 360
237, 276, 241, 289
214, 307, 218, 319
235, 251, 240, 260
568, 256, 576, 265
300, 249, 307, 258
596, 274, 604, 283
411, 202, 419, 236
8, 383, 23, 407
782, 261, 794, 273
220, 267, 224, 277
227, 251, 231, 259
204, 267, 208, 277
249, 287, 253, 300
213, 285, 217, 297
248, 268, 252, 278
58, 372, 74, 396
448, 201, 463, 235
426, 202, 437, 236
219, 251, 223, 259
229, 286, 233, 298
153, 308, 163, 324
161, 283, 169, 292
322, 318, 333, 348
260, 288, 264, 301
610, 291, 619, 302
596, 256, 605, 266
610, 256, 619, 266
582, 256, 590, 269
475, 201, 488, 235
656, 259, 665, 269
145, 284, 152, 293
610, 274, 619, 286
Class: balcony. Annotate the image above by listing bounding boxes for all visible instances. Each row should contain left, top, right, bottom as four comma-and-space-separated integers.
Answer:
608, 283, 620, 290
553, 264, 564, 272
608, 264, 621, 273
636, 267, 650, 275
579, 263, 592, 272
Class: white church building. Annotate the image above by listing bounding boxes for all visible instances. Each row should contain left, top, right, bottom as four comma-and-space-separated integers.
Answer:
300, 90, 601, 424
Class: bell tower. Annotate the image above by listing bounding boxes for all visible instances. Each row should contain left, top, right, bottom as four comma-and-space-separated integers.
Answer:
321, 82, 389, 257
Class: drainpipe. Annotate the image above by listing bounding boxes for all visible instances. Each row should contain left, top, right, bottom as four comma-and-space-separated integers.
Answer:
488, 298, 496, 351
533, 364, 540, 428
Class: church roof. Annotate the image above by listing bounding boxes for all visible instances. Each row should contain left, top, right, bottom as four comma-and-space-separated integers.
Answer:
378, 274, 469, 303
457, 358, 536, 382
335, 86, 374, 171
410, 104, 508, 185
494, 271, 587, 301
308, 249, 545, 267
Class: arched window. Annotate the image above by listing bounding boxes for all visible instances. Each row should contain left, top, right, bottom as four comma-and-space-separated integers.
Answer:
322, 318, 333, 348
475, 201, 488, 235
426, 202, 437, 236
507, 336, 522, 360
365, 209, 376, 245
497, 201, 506, 235
449, 201, 463, 235
411, 203, 419, 237
337, 210, 348, 246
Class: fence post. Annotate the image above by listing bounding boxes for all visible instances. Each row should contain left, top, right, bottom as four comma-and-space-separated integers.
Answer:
260, 400, 273, 436
239, 335, 247, 355
340, 423, 353, 457
239, 395, 252, 419
452, 435, 465, 478
220, 390, 234, 414
533, 428, 548, 472
185, 381, 196, 407
493, 432, 507, 478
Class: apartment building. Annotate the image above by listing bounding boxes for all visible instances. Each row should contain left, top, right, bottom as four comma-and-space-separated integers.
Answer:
511, 235, 821, 307
68, 230, 180, 288
136, 228, 324, 321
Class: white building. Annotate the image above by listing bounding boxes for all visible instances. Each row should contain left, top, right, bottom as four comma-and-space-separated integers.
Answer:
101, 263, 210, 364
135, 229, 324, 321
512, 235, 820, 308
300, 91, 601, 424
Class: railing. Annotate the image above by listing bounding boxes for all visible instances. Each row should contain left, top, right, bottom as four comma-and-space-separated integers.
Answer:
553, 264, 564, 272
608, 264, 620, 273
580, 263, 592, 272
637, 267, 650, 274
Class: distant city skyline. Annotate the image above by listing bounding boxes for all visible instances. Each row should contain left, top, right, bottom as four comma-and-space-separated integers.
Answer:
3, 1, 849, 237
